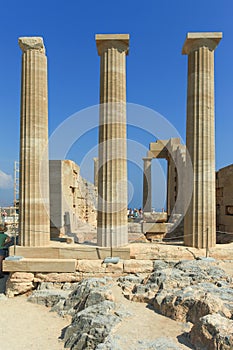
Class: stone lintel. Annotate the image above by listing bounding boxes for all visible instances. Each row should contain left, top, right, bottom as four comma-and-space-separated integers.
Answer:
96, 33, 129, 56
18, 36, 45, 53
182, 32, 222, 55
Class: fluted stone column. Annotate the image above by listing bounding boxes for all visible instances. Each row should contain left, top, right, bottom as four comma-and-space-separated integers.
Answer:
96, 34, 129, 247
182, 32, 222, 248
19, 37, 50, 246
93, 157, 99, 188
143, 157, 152, 212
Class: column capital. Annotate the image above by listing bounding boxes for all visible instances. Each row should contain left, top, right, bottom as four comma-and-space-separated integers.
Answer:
18, 37, 45, 54
142, 157, 152, 162
96, 34, 129, 56
182, 32, 222, 55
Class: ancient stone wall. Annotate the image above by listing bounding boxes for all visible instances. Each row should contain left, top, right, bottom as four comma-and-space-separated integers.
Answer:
216, 164, 233, 234
49, 160, 97, 238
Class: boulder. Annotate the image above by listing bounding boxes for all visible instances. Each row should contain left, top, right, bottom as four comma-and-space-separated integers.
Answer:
154, 283, 232, 322
190, 313, 233, 350
27, 289, 70, 307
64, 301, 120, 350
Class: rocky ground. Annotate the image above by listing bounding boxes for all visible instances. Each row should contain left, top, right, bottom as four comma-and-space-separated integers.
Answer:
14, 258, 232, 350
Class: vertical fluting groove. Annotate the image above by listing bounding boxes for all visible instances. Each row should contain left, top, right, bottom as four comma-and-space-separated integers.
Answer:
33, 51, 36, 245
28, 50, 33, 245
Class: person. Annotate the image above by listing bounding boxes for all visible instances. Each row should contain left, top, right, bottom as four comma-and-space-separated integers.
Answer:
139, 208, 143, 218
0, 224, 11, 278
1, 209, 7, 223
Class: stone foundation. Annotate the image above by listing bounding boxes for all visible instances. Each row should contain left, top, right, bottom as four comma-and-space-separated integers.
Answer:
3, 242, 233, 297
5, 259, 153, 297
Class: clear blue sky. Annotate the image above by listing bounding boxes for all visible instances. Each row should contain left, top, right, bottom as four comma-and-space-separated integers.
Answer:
0, 0, 233, 208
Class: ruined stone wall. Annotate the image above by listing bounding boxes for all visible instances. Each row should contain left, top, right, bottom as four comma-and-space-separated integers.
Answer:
216, 164, 233, 234
49, 160, 97, 238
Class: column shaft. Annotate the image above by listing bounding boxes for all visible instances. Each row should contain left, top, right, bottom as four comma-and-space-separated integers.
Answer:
182, 33, 222, 248
19, 37, 50, 246
96, 34, 129, 247
167, 157, 176, 216
143, 158, 152, 212
93, 157, 99, 188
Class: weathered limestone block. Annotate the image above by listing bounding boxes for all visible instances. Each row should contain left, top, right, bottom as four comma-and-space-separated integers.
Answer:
5, 272, 36, 298
123, 260, 153, 273
34, 272, 83, 283
129, 243, 197, 260
104, 261, 124, 273
143, 212, 167, 223
6, 280, 35, 297
9, 272, 34, 282
142, 222, 167, 233
76, 260, 105, 273
128, 223, 143, 233
3, 258, 77, 272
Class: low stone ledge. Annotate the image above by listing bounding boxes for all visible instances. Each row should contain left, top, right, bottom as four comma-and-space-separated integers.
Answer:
129, 243, 202, 260
3, 258, 77, 273
9, 245, 130, 260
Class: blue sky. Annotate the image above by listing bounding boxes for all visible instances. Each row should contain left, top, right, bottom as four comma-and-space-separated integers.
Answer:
0, 0, 233, 208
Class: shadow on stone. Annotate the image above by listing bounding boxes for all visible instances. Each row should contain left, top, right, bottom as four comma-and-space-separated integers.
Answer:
59, 325, 69, 341
177, 333, 194, 349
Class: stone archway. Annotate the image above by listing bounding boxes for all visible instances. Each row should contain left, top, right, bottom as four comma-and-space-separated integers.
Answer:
142, 138, 186, 241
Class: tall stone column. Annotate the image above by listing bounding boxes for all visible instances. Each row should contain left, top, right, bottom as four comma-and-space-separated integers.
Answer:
19, 37, 50, 246
93, 157, 99, 188
96, 34, 129, 247
182, 32, 222, 248
167, 156, 176, 217
143, 157, 152, 212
